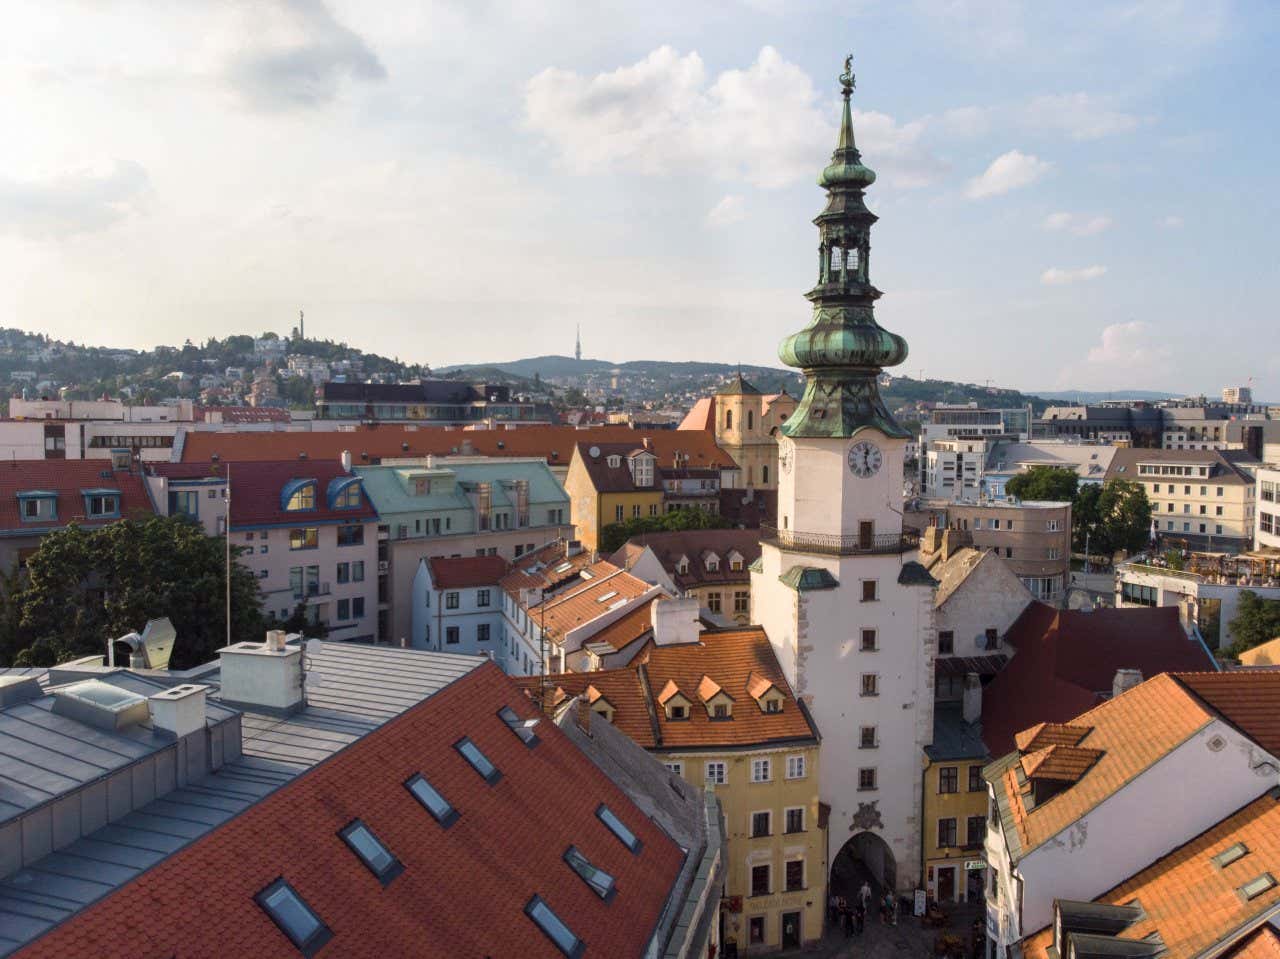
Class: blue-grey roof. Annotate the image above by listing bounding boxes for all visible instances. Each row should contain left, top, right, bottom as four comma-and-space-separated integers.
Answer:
924, 702, 989, 763
0, 643, 484, 957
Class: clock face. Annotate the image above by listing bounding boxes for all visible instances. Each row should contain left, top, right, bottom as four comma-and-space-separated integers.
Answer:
779, 440, 793, 475
848, 440, 882, 478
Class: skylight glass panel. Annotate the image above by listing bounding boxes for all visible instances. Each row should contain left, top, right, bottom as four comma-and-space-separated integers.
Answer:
499, 705, 540, 747
554, 562, 572, 573
564, 845, 616, 901
596, 803, 642, 853
596, 590, 618, 603
455, 737, 502, 784
255, 879, 332, 957
525, 895, 586, 958
580, 570, 594, 579
1213, 842, 1249, 868
1240, 873, 1276, 900
339, 820, 402, 885
405, 773, 459, 827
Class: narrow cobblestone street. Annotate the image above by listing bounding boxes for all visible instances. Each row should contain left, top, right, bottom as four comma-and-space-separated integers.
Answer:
752, 902, 983, 959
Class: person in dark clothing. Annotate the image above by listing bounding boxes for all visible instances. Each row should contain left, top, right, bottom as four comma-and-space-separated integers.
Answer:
842, 906, 854, 938
855, 902, 865, 934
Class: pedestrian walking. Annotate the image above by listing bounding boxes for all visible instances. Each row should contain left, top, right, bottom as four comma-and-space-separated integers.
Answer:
855, 902, 865, 935
842, 905, 853, 938
828, 893, 839, 927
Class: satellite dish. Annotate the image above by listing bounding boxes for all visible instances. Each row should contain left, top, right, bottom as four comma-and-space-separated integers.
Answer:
588, 446, 601, 458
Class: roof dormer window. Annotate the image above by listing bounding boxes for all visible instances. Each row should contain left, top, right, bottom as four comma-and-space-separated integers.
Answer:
676, 555, 690, 575
81, 489, 121, 519
17, 491, 57, 522
327, 477, 363, 509
607, 454, 622, 469
705, 553, 720, 572
282, 479, 317, 512
729, 551, 744, 572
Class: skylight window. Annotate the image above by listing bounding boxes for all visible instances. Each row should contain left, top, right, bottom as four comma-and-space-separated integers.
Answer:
1240, 873, 1276, 901
580, 569, 594, 580
564, 845, 617, 901
525, 894, 586, 958
596, 803, 643, 854
255, 878, 332, 957
405, 773, 459, 828
596, 590, 619, 603
455, 737, 502, 784
554, 562, 572, 573
499, 705, 540, 747
1212, 842, 1249, 869
339, 820, 402, 885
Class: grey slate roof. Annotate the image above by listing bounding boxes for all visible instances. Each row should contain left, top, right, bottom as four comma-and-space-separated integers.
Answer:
925, 702, 990, 763
0, 642, 484, 958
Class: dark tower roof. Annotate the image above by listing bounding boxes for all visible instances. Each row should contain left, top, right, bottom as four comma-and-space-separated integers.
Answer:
777, 56, 909, 440
715, 371, 762, 396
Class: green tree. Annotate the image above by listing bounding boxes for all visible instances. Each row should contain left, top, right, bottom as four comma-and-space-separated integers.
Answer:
1227, 590, 1280, 657
4, 516, 265, 669
1005, 466, 1078, 503
1076, 478, 1152, 557
598, 508, 733, 554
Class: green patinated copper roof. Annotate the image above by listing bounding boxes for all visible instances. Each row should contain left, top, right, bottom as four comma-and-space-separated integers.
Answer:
778, 566, 839, 591
898, 561, 939, 587
778, 56, 909, 441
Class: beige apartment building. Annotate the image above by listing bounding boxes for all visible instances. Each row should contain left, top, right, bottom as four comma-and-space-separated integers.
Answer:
907, 499, 1072, 603
679, 374, 797, 490
1107, 447, 1258, 551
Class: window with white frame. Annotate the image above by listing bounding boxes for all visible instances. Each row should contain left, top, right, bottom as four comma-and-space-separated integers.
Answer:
785, 755, 806, 780
705, 761, 727, 785
665, 761, 684, 777
750, 758, 772, 783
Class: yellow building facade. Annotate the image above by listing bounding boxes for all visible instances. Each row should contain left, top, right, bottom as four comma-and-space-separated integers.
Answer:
922, 706, 990, 904
711, 375, 796, 491
660, 741, 825, 952
564, 445, 663, 550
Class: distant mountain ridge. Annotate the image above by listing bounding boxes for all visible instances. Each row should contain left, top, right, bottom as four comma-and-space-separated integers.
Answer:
1032, 389, 1177, 403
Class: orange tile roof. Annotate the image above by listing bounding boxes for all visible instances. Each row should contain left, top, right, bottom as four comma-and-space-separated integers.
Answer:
1014, 722, 1093, 752
746, 670, 774, 700
1023, 790, 1280, 959
1226, 926, 1280, 959
501, 540, 597, 597
527, 563, 655, 644
181, 423, 738, 470
1019, 745, 1104, 783
1176, 671, 1280, 758
585, 599, 657, 653
697, 675, 724, 703
998, 673, 1214, 853
677, 396, 716, 432
517, 628, 818, 752
13, 661, 686, 959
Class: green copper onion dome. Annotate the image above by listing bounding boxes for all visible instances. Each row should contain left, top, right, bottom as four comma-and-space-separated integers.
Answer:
778, 55, 909, 441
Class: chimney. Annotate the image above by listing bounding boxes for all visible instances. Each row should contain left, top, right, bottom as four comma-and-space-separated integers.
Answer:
651, 596, 704, 646
217, 632, 304, 713
962, 672, 982, 725
575, 697, 592, 737
941, 527, 973, 562
340, 449, 352, 471
148, 683, 208, 738
566, 539, 583, 558
919, 526, 944, 561
1112, 668, 1143, 699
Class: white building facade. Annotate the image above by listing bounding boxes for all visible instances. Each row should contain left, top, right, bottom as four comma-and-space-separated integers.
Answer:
750, 65, 936, 896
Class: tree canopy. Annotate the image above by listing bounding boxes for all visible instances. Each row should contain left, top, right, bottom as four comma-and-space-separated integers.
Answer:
1005, 466, 1078, 503
1227, 590, 1280, 658
599, 509, 733, 554
1, 516, 265, 669
1074, 478, 1152, 556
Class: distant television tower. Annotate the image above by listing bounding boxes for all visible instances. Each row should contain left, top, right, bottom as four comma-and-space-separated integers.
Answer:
298, 310, 304, 342
575, 324, 581, 361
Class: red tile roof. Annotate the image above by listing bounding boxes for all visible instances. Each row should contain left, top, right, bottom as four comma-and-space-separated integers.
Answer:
677, 396, 716, 432
153, 460, 377, 529
0, 460, 155, 533
981, 602, 1215, 755
180, 424, 737, 470
193, 405, 292, 423
426, 555, 509, 589
1176, 670, 1280, 758
610, 529, 762, 591
13, 662, 685, 959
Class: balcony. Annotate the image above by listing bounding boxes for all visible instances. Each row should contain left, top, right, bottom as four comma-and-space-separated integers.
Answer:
761, 525, 919, 557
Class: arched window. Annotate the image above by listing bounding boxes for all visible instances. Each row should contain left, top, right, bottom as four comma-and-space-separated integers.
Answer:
747, 410, 754, 431
283, 481, 316, 512
726, 409, 733, 430
830, 246, 843, 275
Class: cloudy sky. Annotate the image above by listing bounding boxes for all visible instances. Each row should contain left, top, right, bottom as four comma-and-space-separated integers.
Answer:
2, 1, 1277, 396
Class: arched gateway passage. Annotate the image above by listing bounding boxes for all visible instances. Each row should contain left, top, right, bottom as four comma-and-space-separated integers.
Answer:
830, 831, 897, 906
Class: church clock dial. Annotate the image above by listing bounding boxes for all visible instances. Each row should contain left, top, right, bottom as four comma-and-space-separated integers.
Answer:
848, 440, 882, 478
779, 440, 793, 475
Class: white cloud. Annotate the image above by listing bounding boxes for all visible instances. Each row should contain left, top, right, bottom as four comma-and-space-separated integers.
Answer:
1086, 320, 1168, 367
1041, 265, 1108, 285
965, 150, 1050, 199
1159, 215, 1184, 228
1043, 212, 1112, 236
212, 0, 386, 112
524, 46, 946, 189
705, 194, 745, 227
0, 159, 151, 239
1022, 93, 1144, 141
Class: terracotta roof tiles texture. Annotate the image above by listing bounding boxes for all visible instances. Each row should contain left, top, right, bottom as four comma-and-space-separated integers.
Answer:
586, 599, 657, 653
528, 564, 655, 643
1225, 926, 1280, 959
518, 628, 818, 752
982, 602, 1216, 757
1019, 745, 1104, 783
609, 529, 763, 591
182, 424, 737, 470
426, 554, 509, 589
0, 460, 155, 533
1176, 671, 1280, 758
998, 673, 1214, 853
1022, 791, 1280, 959
1014, 722, 1093, 752
14, 662, 684, 959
